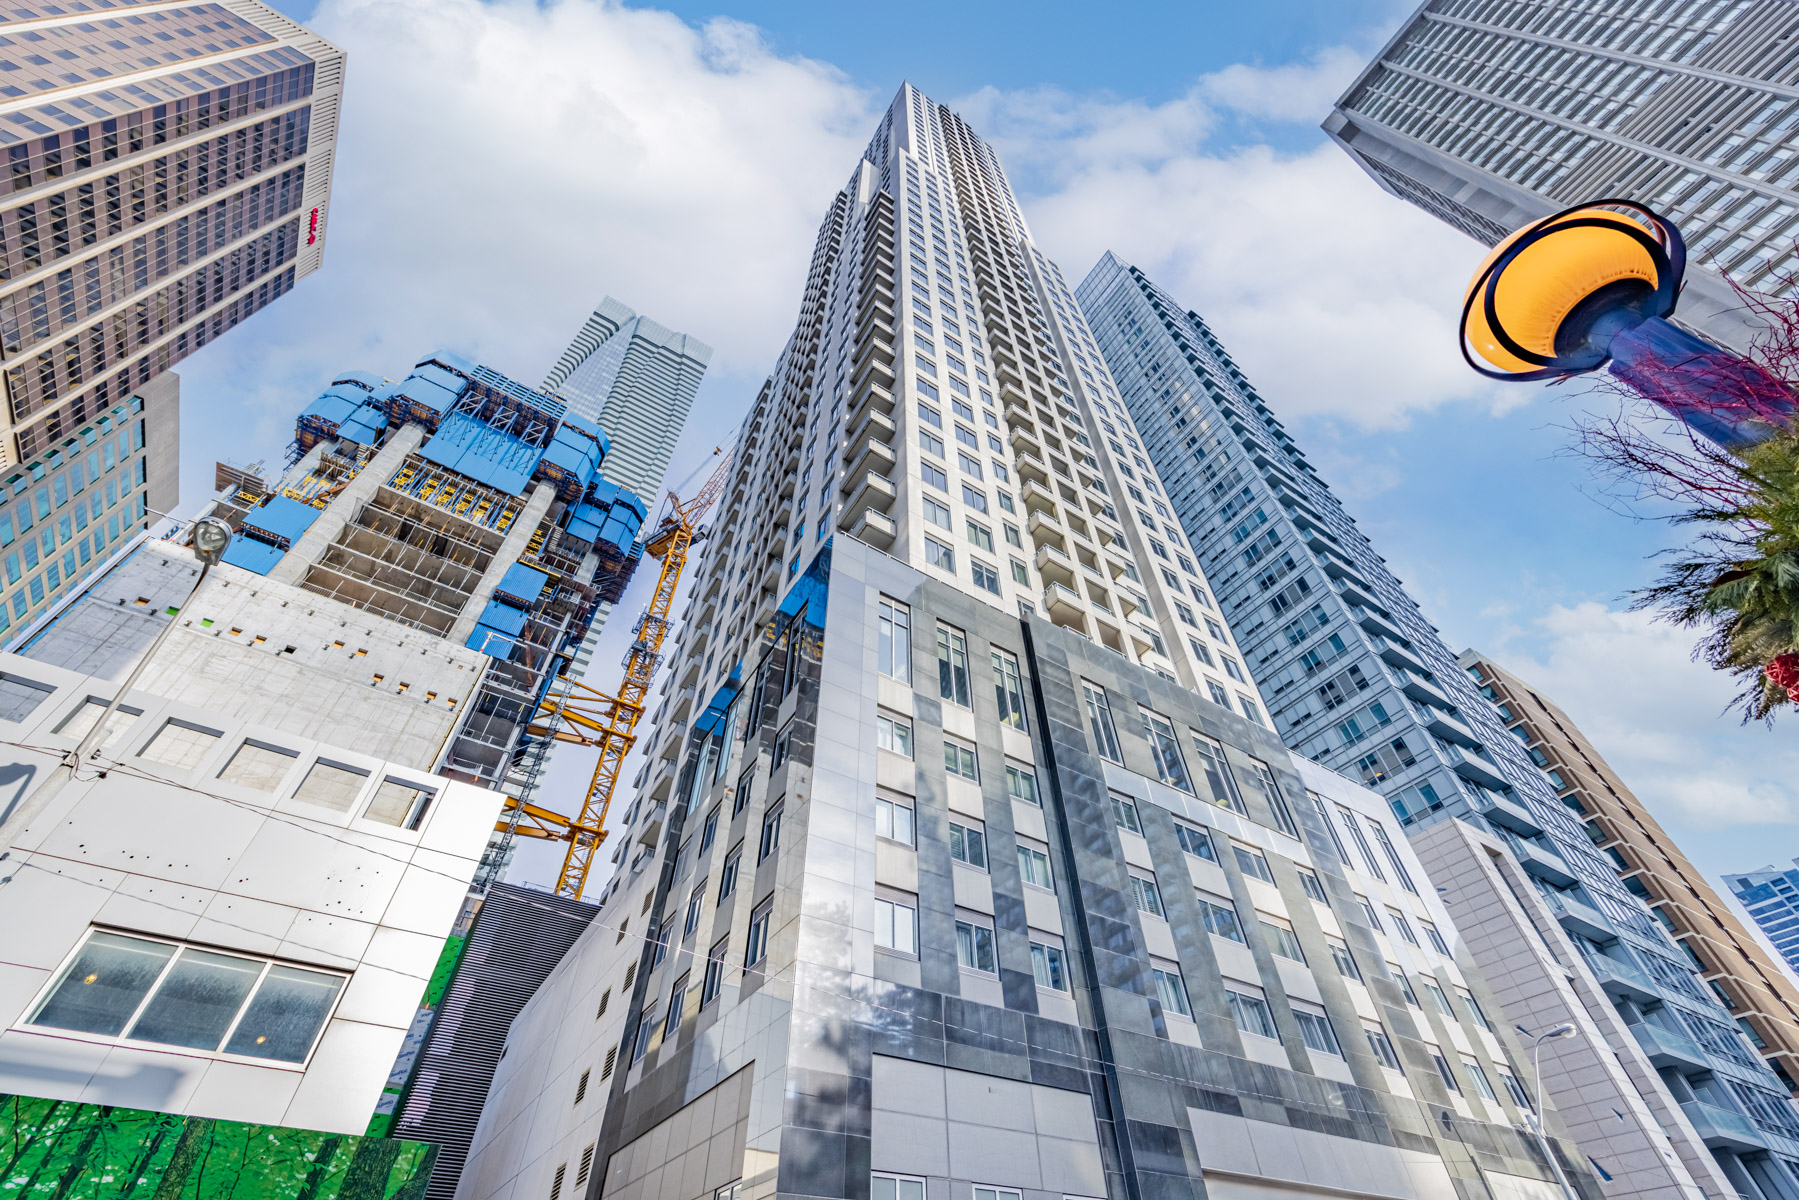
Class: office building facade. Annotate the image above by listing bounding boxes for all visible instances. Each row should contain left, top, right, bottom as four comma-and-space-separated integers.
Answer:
1727, 865, 1799, 983
455, 85, 1590, 1200
540, 297, 711, 683
1464, 649, 1799, 1093
1076, 252, 1799, 1199
1325, 0, 1799, 352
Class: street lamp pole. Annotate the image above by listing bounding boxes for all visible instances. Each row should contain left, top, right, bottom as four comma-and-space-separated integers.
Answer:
1520, 1022, 1581, 1200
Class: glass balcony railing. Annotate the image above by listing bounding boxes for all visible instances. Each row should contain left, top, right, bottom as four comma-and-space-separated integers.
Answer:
1680, 1100, 1767, 1151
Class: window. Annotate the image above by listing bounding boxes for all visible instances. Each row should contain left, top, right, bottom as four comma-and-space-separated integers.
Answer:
1367, 819, 1419, 893
1206, 680, 1230, 707
1111, 793, 1143, 834
699, 806, 721, 853
364, 777, 436, 830
925, 537, 955, 572
1082, 682, 1122, 762
919, 429, 945, 458
1421, 977, 1456, 1018
1261, 917, 1305, 962
937, 625, 971, 706
292, 759, 369, 813
955, 918, 996, 972
991, 648, 1027, 730
876, 797, 915, 845
1431, 1051, 1461, 1093
1200, 894, 1245, 941
1336, 804, 1383, 879
684, 885, 705, 937
1457, 986, 1494, 1031
759, 803, 783, 861
1365, 1024, 1402, 1070
1175, 821, 1216, 861
1154, 966, 1193, 1018
1390, 967, 1420, 1007
1031, 940, 1068, 990
1297, 868, 1328, 904
1422, 921, 1450, 956
139, 719, 221, 771
876, 713, 913, 757
632, 1004, 659, 1061
1465, 1058, 1499, 1103
734, 772, 754, 814
949, 820, 987, 868
1237, 695, 1263, 725
665, 976, 689, 1038
961, 483, 988, 510
1356, 895, 1382, 931
1294, 1008, 1343, 1056
217, 741, 296, 792
1190, 734, 1245, 813
917, 403, 942, 429
921, 462, 949, 491
1006, 763, 1038, 804
944, 740, 978, 780
719, 846, 743, 899
1499, 1069, 1533, 1111
877, 599, 910, 682
875, 893, 918, 954
1387, 909, 1419, 945
746, 904, 771, 967
1327, 937, 1361, 980
971, 559, 1001, 594
770, 724, 793, 770
1246, 761, 1300, 838
1139, 708, 1192, 792
966, 520, 994, 552
702, 939, 728, 1005
1228, 988, 1278, 1039
1010, 558, 1028, 585
923, 495, 952, 529
873, 1175, 927, 1200
28, 930, 345, 1064
1130, 874, 1165, 918
1017, 843, 1054, 890
1233, 843, 1275, 884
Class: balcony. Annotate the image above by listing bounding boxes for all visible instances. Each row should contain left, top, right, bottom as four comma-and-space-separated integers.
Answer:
1586, 953, 1659, 1004
1027, 508, 1064, 545
1413, 702, 1482, 749
1630, 1021, 1712, 1072
848, 376, 895, 429
1680, 1101, 1767, 1152
1035, 542, 1077, 587
1022, 479, 1060, 520
636, 801, 668, 848
847, 406, 895, 449
1043, 581, 1086, 625
1438, 741, 1511, 792
851, 508, 896, 550
1368, 632, 1428, 675
842, 437, 896, 482
1477, 790, 1544, 837
1540, 888, 1611, 941
841, 472, 897, 524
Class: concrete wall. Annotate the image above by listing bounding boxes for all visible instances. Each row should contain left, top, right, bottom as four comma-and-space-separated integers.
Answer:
19, 541, 486, 770
0, 650, 503, 1133
141, 370, 181, 519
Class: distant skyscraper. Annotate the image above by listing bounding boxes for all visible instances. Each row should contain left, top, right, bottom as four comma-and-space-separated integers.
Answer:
0, 0, 344, 636
1325, 0, 1799, 352
1730, 864, 1799, 980
457, 84, 1594, 1200
1078, 251, 1799, 1199
541, 297, 710, 679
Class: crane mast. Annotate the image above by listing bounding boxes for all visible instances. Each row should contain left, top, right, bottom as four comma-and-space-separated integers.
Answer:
496, 448, 733, 899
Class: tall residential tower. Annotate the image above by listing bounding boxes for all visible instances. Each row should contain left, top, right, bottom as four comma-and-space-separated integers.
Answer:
1326, 0, 1799, 352
1077, 251, 1799, 1200
1728, 864, 1799, 981
454, 85, 1591, 1200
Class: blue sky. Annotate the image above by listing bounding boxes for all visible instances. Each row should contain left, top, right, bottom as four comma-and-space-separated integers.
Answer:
191, 0, 1796, 898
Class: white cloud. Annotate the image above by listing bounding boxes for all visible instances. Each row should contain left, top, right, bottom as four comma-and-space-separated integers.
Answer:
1486, 602, 1799, 833
1198, 45, 1369, 122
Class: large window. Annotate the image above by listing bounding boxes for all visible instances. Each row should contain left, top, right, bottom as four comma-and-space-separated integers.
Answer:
944, 740, 979, 780
876, 797, 916, 846
1294, 1009, 1342, 1057
1031, 939, 1068, 991
1260, 917, 1305, 962
1199, 894, 1244, 942
949, 820, 987, 868
937, 625, 971, 706
876, 713, 912, 757
876, 893, 918, 954
873, 1174, 926, 1200
28, 929, 344, 1064
1246, 761, 1300, 838
745, 904, 771, 967
1139, 708, 1192, 792
877, 599, 910, 683
1153, 966, 1193, 1018
955, 918, 996, 973
1082, 682, 1122, 762
1017, 843, 1054, 891
1233, 843, 1275, 884
1189, 734, 1245, 813
1175, 821, 1216, 861
1005, 763, 1038, 805
992, 648, 1027, 730
1228, 989, 1279, 1040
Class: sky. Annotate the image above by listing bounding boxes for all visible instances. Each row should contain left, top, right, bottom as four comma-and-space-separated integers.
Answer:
170, 0, 1799, 905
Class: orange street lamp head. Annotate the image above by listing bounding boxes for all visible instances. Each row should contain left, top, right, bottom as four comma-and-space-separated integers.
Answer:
1460, 200, 1685, 381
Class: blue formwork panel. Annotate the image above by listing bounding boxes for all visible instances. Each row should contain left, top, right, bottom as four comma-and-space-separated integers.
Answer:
389, 373, 461, 428
537, 421, 604, 501
220, 536, 287, 575
339, 401, 390, 446
465, 599, 529, 657
243, 495, 323, 547
418, 413, 546, 498
421, 350, 478, 379
494, 562, 549, 609
558, 412, 611, 461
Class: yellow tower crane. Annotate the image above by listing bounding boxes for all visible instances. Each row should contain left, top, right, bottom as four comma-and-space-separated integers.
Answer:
496, 446, 734, 899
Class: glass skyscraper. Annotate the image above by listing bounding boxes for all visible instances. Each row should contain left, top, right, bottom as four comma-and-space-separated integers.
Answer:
1729, 864, 1799, 979
0, 0, 342, 641
1077, 251, 1799, 1199
1326, 0, 1799, 352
